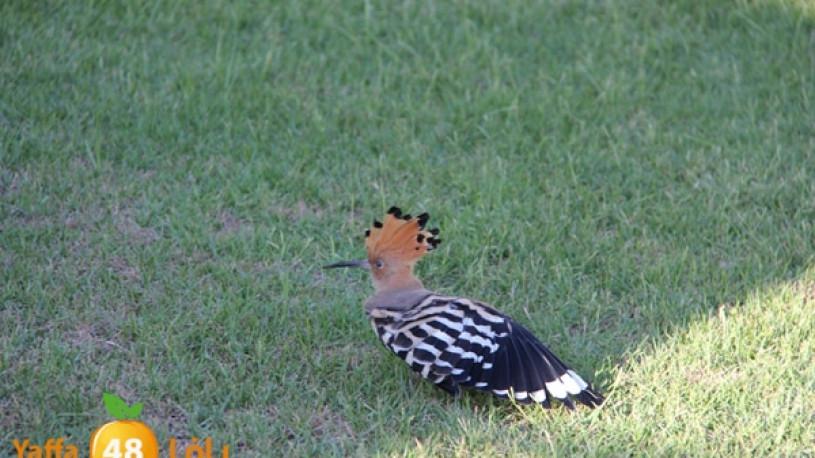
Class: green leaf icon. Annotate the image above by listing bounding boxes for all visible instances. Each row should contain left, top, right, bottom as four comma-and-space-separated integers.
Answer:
126, 402, 144, 419
103, 392, 141, 420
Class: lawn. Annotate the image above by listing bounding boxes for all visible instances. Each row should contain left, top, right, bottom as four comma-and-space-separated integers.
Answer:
2, 0, 814, 455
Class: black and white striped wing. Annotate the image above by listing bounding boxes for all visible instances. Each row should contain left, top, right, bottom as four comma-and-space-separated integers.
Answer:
369, 296, 603, 409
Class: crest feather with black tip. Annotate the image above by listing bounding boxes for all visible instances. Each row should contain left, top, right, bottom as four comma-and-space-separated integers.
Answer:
365, 206, 441, 263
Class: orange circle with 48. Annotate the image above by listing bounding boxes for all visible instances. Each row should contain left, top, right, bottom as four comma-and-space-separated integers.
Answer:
90, 420, 158, 458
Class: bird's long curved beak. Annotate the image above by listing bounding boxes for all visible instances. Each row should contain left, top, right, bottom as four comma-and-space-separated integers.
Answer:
323, 259, 371, 269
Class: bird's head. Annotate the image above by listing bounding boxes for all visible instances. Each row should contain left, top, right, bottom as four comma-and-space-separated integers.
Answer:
325, 206, 441, 292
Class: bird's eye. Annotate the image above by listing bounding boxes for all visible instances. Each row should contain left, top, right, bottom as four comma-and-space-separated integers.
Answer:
375, 260, 384, 269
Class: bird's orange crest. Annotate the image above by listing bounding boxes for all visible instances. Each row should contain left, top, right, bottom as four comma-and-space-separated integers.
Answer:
365, 206, 441, 264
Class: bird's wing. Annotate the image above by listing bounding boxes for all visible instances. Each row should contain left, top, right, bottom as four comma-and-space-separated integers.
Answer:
371, 296, 603, 408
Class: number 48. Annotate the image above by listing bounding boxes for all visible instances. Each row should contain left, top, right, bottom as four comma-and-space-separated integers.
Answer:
103, 438, 144, 458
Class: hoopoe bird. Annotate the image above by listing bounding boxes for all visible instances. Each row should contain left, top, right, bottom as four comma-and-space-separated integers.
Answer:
325, 206, 604, 409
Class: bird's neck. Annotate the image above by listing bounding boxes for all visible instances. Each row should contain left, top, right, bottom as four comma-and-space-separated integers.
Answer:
365, 282, 431, 314
374, 274, 424, 294
372, 262, 424, 293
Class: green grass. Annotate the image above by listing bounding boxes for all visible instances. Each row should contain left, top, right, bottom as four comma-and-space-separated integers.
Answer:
2, 0, 814, 455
